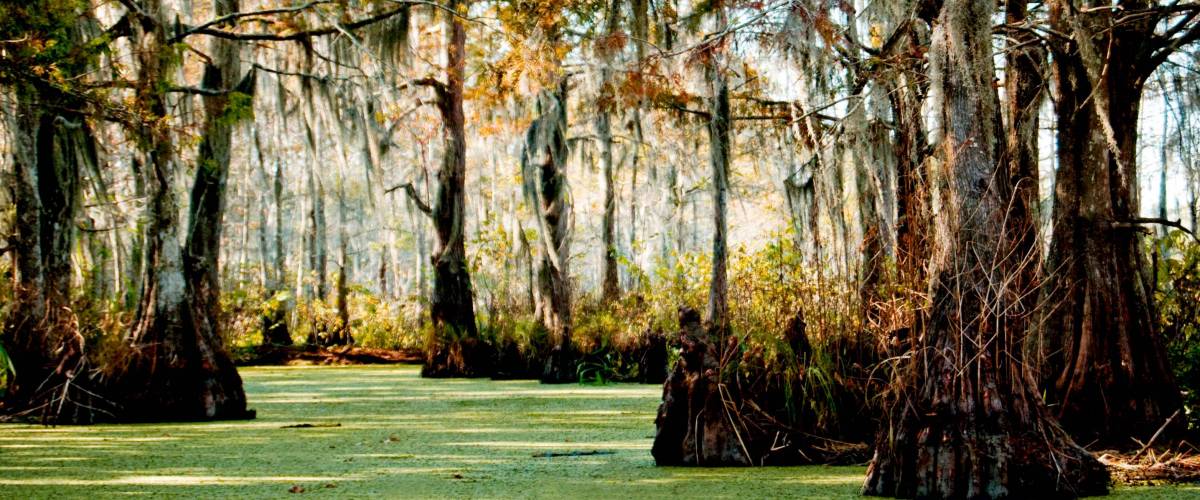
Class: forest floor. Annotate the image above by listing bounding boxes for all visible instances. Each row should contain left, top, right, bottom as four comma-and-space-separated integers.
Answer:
0, 365, 1195, 499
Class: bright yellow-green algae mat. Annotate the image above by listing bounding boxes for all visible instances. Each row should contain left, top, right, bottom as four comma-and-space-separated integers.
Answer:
0, 365, 1193, 499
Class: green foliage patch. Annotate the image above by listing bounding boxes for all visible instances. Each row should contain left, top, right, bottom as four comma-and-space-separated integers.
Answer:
1154, 230, 1200, 432
0, 342, 13, 397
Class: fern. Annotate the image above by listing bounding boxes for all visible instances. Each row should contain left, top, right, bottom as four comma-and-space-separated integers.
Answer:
0, 342, 14, 397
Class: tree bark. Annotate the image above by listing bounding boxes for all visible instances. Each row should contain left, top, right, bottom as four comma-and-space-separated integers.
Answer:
335, 243, 352, 345
259, 133, 290, 345
2, 43, 93, 422
523, 79, 575, 384
2, 92, 49, 416
862, 1, 1107, 496
705, 7, 731, 333
312, 167, 328, 301
185, 12, 253, 347
117, 149, 141, 302
1002, 0, 1044, 320
1040, 0, 1184, 445
883, 25, 932, 286
114, 0, 250, 422
422, 0, 487, 377
597, 0, 621, 302
600, 129, 619, 297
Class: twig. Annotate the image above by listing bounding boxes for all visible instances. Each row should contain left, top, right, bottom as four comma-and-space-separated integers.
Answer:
281, 422, 342, 428
1116, 217, 1200, 242
532, 450, 615, 458
1134, 409, 1181, 460
717, 383, 753, 464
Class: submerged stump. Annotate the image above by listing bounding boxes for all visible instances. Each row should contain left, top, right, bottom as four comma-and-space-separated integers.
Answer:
652, 308, 748, 466
652, 307, 869, 466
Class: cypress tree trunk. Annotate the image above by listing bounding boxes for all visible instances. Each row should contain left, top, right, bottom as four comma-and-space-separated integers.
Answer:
254, 148, 271, 290
862, 1, 1107, 496
596, 0, 621, 302
114, 0, 249, 422
335, 243, 352, 346
883, 25, 931, 287
522, 80, 575, 383
422, 0, 487, 377
705, 12, 731, 332
126, 155, 146, 310
312, 172, 328, 301
1041, 0, 1183, 445
258, 131, 290, 346
38, 113, 85, 327
598, 108, 620, 301
272, 160, 287, 290
185, 6, 254, 355
303, 166, 319, 307
1002, 0, 1043, 297
2, 93, 49, 416
2, 61, 92, 421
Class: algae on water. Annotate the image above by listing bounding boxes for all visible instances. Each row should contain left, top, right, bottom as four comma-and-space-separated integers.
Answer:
0, 365, 1190, 499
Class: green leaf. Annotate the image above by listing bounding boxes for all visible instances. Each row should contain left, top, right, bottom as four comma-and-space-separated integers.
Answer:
0, 342, 14, 397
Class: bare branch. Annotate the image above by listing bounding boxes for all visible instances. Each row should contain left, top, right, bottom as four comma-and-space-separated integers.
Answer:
1114, 217, 1200, 243
409, 77, 448, 102
251, 63, 354, 83
183, 4, 412, 41
385, 182, 432, 217
659, 101, 710, 119
1144, 9, 1200, 75
733, 115, 791, 122
167, 85, 225, 96
170, 1, 335, 42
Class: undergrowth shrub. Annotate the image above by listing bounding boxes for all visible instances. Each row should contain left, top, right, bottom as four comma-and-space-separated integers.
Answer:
219, 282, 426, 352
0, 342, 13, 396
481, 306, 547, 378
220, 285, 262, 348
555, 231, 906, 442
1155, 230, 1200, 433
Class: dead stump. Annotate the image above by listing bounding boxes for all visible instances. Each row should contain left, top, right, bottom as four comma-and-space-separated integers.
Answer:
492, 338, 542, 380
651, 308, 750, 466
651, 308, 872, 466
422, 336, 495, 378
540, 344, 577, 384
260, 307, 291, 346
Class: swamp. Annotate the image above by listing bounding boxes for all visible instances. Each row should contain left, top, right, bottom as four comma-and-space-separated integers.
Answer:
1, 365, 1196, 498
3, 0, 1200, 498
